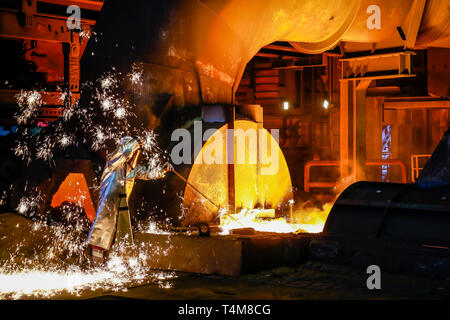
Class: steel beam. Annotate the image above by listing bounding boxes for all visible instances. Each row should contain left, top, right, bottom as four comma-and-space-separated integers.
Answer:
0, 12, 71, 42
39, 0, 103, 12
384, 99, 450, 110
354, 80, 372, 180
340, 52, 415, 81
339, 79, 372, 181
227, 106, 236, 213
403, 0, 427, 49
339, 80, 352, 178
68, 32, 81, 102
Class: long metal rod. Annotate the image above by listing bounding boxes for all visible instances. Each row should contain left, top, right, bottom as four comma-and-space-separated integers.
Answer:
169, 167, 245, 227
170, 168, 220, 209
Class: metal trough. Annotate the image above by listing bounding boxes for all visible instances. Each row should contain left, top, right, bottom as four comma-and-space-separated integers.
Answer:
127, 232, 308, 276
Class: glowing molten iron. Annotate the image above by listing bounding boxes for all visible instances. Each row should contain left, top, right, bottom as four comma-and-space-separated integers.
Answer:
182, 120, 329, 233
50, 173, 96, 221
219, 205, 331, 235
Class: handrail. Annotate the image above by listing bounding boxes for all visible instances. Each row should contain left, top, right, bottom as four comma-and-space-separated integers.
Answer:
304, 159, 408, 192
365, 159, 407, 183
304, 160, 339, 192
410, 154, 431, 182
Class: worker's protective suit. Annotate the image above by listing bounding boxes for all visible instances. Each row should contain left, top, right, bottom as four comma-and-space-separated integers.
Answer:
87, 136, 162, 250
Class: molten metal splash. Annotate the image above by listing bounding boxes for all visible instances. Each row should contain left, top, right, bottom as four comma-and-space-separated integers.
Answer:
219, 204, 332, 235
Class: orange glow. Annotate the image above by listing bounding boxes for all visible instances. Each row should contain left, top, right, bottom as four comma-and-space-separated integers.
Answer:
219, 204, 332, 235
234, 120, 292, 209
292, 203, 332, 233
181, 119, 331, 234
182, 120, 292, 226
50, 173, 96, 222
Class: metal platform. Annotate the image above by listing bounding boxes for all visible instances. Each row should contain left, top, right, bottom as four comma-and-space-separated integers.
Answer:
129, 232, 308, 276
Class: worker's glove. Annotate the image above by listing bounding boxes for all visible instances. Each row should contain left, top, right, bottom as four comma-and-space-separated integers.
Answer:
162, 162, 174, 173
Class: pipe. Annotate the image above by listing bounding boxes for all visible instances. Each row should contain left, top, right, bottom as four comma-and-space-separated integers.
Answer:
169, 166, 248, 227
304, 160, 339, 192
169, 167, 221, 210
365, 159, 407, 183
304, 159, 407, 192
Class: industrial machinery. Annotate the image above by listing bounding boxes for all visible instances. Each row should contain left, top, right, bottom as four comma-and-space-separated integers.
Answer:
2, 0, 450, 279
77, 0, 450, 227
308, 129, 450, 278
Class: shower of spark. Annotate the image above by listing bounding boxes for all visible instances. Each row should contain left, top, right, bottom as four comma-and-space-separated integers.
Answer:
59, 135, 73, 147
16, 191, 43, 217
101, 98, 112, 111
15, 91, 43, 125
144, 220, 171, 235
114, 107, 127, 119
0, 259, 175, 300
79, 28, 91, 41
0, 252, 176, 300
13, 61, 167, 178
2, 63, 173, 299
128, 64, 144, 85
0, 218, 176, 300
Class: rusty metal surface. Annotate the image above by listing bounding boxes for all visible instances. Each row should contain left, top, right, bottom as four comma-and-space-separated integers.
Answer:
82, 0, 450, 111
416, 0, 450, 48
340, 52, 415, 81
0, 12, 72, 42
0, 0, 102, 107
427, 47, 450, 97
39, 0, 104, 12
0, 0, 100, 42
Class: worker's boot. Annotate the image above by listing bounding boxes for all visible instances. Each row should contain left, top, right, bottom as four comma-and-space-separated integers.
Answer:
90, 245, 106, 265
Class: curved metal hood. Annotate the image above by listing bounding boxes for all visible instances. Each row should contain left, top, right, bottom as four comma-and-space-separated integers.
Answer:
81, 0, 449, 109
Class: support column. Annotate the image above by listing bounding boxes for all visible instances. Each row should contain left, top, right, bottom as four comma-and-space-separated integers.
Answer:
354, 80, 372, 180
340, 79, 371, 181
339, 80, 353, 178
226, 106, 235, 213
256, 121, 264, 208
69, 32, 81, 106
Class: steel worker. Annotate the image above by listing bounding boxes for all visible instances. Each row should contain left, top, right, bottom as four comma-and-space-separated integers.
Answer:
87, 136, 168, 260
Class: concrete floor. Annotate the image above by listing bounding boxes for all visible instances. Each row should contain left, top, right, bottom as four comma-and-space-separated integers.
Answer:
1, 212, 450, 300
87, 263, 450, 300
